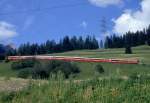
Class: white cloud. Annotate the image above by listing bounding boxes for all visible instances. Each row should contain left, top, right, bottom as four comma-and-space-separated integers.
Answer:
0, 21, 17, 41
88, 0, 122, 7
80, 21, 88, 29
113, 0, 150, 35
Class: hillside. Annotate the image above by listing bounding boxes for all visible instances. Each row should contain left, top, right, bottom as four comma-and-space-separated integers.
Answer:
50, 45, 150, 64
0, 45, 150, 79
0, 45, 150, 102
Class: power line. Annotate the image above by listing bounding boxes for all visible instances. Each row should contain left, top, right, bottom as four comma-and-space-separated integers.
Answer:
0, 1, 88, 16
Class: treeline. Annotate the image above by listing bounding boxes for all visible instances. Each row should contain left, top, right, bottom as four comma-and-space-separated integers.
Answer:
2, 25, 150, 58
0, 44, 5, 60
17, 35, 99, 55
104, 25, 150, 48
2, 35, 99, 57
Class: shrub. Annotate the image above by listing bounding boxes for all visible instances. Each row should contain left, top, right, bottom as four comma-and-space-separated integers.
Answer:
1, 92, 16, 102
95, 64, 104, 74
4, 58, 9, 63
148, 39, 150, 46
32, 60, 80, 79
11, 60, 36, 70
0, 55, 5, 61
54, 62, 80, 78
129, 73, 139, 80
32, 63, 49, 79
18, 68, 32, 79
125, 46, 132, 54
11, 62, 22, 70
12, 60, 80, 79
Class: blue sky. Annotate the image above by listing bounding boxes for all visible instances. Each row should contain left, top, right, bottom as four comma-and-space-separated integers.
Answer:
0, 0, 150, 46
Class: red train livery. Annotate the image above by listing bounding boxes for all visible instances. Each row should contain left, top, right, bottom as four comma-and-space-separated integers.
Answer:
7, 56, 139, 64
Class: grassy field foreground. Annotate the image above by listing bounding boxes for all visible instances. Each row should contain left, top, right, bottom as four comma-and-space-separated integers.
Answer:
0, 74, 150, 103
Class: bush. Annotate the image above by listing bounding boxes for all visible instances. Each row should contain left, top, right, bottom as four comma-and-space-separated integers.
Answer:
18, 68, 32, 79
11, 60, 36, 70
95, 64, 104, 74
1, 92, 16, 102
11, 62, 22, 70
0, 55, 5, 61
54, 62, 80, 78
125, 46, 132, 54
32, 63, 49, 79
129, 73, 139, 80
148, 39, 150, 46
32, 60, 80, 79
4, 58, 9, 63
11, 60, 80, 79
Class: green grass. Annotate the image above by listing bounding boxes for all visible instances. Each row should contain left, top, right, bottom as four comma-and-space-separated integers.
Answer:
1, 75, 150, 103
0, 45, 150, 79
0, 45, 150, 102
0, 62, 18, 77
49, 45, 150, 79
50, 45, 150, 64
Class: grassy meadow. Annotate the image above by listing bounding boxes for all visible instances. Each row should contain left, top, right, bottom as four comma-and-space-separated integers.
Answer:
1, 45, 150, 79
1, 75, 150, 103
0, 45, 150, 102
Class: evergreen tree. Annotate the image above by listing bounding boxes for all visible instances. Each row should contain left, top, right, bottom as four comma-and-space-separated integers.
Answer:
146, 25, 150, 45
15, 35, 99, 55
104, 25, 150, 48
62, 36, 73, 51
125, 45, 132, 54
78, 36, 84, 49
70, 36, 78, 50
92, 36, 99, 49
0, 44, 5, 60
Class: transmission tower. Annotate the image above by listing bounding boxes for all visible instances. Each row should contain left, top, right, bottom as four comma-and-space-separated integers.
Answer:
100, 17, 107, 35
100, 16, 107, 48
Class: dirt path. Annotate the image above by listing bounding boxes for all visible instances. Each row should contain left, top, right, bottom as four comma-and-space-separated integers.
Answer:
0, 78, 29, 92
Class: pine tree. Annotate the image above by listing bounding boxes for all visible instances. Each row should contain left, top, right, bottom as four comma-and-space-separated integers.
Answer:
62, 36, 72, 51
70, 36, 78, 50
78, 36, 84, 49
125, 45, 132, 54
0, 44, 6, 60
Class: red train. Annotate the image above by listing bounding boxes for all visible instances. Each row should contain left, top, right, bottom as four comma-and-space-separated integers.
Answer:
7, 56, 139, 64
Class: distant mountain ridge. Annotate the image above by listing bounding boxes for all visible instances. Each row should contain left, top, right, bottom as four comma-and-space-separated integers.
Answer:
0, 43, 16, 59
